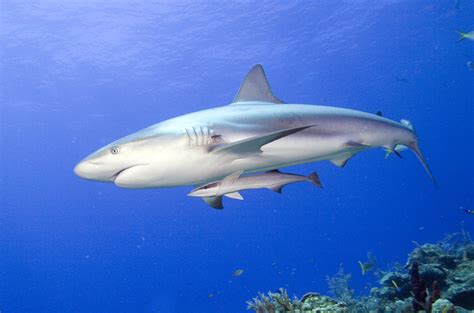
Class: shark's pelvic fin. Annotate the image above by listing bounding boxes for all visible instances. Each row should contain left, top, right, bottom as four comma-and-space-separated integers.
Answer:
202, 196, 223, 209
222, 170, 243, 185
330, 154, 354, 168
225, 192, 244, 200
232, 64, 285, 104
211, 125, 314, 155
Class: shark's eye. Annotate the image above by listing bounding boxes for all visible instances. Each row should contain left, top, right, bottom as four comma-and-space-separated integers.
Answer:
110, 146, 120, 155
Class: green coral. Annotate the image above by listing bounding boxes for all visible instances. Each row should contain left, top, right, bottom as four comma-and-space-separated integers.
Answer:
325, 264, 355, 306
246, 288, 302, 313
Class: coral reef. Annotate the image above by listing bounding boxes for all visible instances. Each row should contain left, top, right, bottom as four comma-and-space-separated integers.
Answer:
247, 231, 474, 312
326, 264, 355, 306
246, 288, 348, 313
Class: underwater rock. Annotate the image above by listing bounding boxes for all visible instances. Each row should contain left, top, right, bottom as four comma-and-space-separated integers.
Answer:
419, 263, 447, 286
464, 243, 474, 260
300, 293, 348, 312
447, 285, 474, 310
431, 298, 455, 313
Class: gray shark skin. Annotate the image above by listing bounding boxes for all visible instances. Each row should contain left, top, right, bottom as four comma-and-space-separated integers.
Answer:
188, 170, 322, 209
74, 64, 436, 189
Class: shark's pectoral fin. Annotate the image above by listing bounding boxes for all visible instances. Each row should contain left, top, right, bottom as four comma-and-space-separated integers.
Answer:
202, 196, 223, 209
224, 192, 244, 200
231, 64, 285, 104
330, 154, 354, 168
210, 125, 315, 155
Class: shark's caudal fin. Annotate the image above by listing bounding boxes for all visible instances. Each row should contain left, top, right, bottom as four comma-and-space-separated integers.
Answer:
308, 172, 323, 188
232, 64, 285, 104
409, 142, 437, 188
400, 119, 437, 187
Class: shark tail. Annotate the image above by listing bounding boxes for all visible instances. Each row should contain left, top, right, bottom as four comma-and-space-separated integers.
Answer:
308, 171, 323, 188
408, 142, 437, 188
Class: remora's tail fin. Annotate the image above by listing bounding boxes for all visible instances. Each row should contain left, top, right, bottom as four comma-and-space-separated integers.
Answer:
457, 31, 468, 42
409, 142, 438, 188
308, 172, 323, 188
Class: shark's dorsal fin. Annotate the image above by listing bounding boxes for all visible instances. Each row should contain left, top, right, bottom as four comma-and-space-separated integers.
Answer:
232, 64, 285, 104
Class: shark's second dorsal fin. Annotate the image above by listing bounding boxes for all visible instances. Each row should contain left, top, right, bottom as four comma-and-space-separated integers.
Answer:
232, 64, 285, 104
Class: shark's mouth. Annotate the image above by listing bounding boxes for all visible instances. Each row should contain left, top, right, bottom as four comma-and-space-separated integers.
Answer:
113, 165, 141, 182
113, 164, 150, 188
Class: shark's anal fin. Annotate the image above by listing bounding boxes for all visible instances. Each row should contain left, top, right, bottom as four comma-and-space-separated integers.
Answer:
211, 125, 315, 155
232, 64, 285, 104
224, 192, 244, 200
202, 196, 223, 209
269, 185, 284, 193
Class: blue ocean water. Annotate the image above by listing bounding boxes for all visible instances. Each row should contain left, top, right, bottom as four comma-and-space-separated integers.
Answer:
1, 1, 473, 312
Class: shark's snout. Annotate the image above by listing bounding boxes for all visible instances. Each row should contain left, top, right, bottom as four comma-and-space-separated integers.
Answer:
74, 159, 117, 182
74, 160, 96, 179
74, 160, 106, 181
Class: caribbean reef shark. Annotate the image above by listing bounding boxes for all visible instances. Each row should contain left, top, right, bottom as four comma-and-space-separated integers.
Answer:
74, 64, 436, 195
188, 169, 322, 209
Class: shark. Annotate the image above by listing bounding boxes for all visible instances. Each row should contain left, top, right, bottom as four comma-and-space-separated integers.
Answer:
74, 64, 436, 196
188, 169, 322, 209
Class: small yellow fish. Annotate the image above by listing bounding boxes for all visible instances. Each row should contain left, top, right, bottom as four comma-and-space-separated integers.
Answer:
392, 280, 399, 289
232, 269, 244, 277
358, 261, 366, 275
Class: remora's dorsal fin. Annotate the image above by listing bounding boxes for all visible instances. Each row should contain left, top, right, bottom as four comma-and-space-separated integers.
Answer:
222, 170, 243, 185
202, 196, 223, 209
232, 64, 285, 104
211, 125, 314, 155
